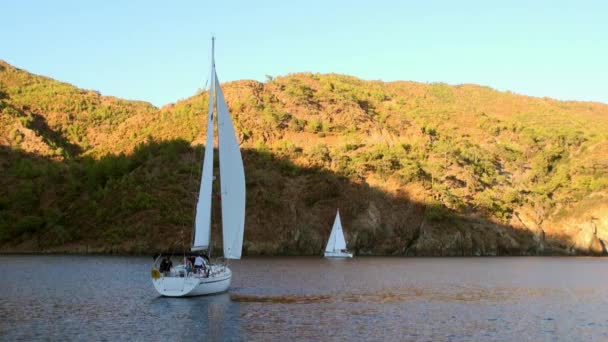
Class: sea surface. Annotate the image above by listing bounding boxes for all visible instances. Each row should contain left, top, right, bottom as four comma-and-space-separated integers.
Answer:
1, 256, 607, 341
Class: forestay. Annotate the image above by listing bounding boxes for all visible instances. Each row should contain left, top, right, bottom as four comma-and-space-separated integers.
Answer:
192, 67, 216, 251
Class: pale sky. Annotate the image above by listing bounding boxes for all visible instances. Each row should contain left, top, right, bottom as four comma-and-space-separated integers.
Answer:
2, 0, 607, 106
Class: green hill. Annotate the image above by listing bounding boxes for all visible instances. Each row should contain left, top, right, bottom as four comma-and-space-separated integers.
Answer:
1, 60, 607, 255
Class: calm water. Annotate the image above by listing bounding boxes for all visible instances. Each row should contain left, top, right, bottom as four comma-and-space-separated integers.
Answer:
1, 256, 607, 341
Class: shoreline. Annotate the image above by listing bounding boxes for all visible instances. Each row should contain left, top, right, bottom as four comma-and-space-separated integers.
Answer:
1, 251, 606, 257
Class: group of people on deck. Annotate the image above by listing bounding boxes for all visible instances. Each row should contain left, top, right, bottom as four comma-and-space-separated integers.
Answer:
158, 254, 210, 277
184, 254, 210, 277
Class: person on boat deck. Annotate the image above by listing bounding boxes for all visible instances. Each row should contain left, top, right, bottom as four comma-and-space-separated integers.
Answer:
193, 254, 207, 276
184, 256, 193, 274
159, 256, 172, 275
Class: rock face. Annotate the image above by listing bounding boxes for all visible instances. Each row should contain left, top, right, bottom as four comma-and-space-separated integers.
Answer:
404, 218, 537, 257
543, 199, 608, 255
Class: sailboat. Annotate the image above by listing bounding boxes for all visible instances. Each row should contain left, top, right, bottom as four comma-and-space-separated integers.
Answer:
324, 209, 353, 258
151, 38, 246, 297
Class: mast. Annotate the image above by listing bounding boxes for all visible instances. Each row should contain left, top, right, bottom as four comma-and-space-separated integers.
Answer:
207, 35, 215, 258
192, 38, 217, 252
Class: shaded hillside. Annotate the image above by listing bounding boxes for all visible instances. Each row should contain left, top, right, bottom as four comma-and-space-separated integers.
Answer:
1, 60, 607, 255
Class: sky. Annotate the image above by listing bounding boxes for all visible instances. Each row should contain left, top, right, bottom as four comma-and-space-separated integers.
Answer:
1, 0, 607, 107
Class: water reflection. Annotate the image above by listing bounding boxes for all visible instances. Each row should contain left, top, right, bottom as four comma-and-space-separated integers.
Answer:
150, 293, 241, 341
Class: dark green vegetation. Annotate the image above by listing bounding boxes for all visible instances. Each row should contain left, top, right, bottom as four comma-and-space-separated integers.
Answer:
1, 60, 607, 255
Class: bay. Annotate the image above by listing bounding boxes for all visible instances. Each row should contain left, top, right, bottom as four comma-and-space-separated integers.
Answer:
1, 256, 607, 341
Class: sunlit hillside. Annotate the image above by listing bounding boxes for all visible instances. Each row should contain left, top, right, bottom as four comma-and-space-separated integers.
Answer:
1, 60, 607, 255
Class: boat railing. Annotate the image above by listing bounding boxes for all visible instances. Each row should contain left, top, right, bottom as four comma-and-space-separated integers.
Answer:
213, 257, 228, 266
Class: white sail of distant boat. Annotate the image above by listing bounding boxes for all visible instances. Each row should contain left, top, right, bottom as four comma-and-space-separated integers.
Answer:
324, 209, 353, 258
152, 37, 246, 297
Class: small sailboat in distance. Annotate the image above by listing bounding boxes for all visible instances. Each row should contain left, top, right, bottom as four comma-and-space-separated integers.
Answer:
324, 209, 353, 258
151, 37, 246, 297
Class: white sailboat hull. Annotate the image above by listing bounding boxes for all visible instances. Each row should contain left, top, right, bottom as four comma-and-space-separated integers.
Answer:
152, 266, 232, 297
324, 251, 353, 258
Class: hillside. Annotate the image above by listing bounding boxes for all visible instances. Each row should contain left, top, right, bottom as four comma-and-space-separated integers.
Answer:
1, 60, 607, 255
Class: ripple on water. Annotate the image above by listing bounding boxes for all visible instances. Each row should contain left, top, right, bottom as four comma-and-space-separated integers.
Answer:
1, 255, 608, 341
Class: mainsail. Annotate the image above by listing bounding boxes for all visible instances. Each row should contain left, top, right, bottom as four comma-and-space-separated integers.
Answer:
216, 72, 246, 259
325, 210, 347, 253
192, 66, 216, 251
